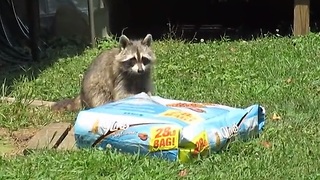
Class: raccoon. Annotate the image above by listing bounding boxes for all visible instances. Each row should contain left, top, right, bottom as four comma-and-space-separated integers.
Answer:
51, 34, 156, 112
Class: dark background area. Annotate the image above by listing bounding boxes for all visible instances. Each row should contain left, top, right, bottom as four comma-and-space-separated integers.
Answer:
108, 0, 320, 41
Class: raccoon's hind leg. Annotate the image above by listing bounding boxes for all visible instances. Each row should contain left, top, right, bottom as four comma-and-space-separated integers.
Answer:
80, 83, 112, 109
80, 89, 113, 108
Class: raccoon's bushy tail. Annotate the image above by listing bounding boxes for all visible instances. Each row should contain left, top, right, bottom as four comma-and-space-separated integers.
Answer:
51, 95, 82, 112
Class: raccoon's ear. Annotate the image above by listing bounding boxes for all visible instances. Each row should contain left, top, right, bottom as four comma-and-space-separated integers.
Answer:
142, 34, 153, 47
119, 35, 130, 49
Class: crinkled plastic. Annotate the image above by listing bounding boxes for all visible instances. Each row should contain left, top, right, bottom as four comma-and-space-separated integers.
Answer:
74, 92, 266, 163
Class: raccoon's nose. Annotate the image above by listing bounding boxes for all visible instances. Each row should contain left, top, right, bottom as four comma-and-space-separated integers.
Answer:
138, 69, 144, 73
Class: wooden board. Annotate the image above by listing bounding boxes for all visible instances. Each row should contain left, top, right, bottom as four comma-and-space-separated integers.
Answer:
293, 0, 310, 36
57, 127, 77, 150
24, 122, 77, 154
0, 97, 55, 107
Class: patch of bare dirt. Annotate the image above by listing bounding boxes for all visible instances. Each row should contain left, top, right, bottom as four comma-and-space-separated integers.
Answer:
11, 128, 38, 143
0, 127, 39, 157
0, 128, 10, 137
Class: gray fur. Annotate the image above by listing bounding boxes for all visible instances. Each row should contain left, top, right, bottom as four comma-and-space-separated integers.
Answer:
51, 34, 156, 111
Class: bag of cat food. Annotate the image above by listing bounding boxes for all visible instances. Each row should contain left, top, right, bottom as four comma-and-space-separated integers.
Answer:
73, 92, 266, 163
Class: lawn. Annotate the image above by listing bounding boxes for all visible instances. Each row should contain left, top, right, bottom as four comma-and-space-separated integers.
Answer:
1, 33, 320, 179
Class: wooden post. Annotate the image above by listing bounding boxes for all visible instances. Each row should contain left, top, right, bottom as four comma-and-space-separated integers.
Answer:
94, 0, 111, 39
27, 0, 40, 61
293, 0, 310, 36
87, 0, 96, 48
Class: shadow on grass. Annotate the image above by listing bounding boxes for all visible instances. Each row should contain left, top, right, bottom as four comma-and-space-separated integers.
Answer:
0, 37, 88, 96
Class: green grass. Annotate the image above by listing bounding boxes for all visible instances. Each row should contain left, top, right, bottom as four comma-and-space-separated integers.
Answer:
1, 33, 320, 179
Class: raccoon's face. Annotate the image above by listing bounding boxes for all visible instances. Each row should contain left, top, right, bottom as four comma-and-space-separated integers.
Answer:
116, 34, 156, 75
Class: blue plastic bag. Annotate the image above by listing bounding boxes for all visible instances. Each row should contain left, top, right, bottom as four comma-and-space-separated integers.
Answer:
74, 93, 266, 162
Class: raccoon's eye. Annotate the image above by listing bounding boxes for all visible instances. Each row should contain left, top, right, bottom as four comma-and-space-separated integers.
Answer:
142, 57, 151, 65
128, 58, 136, 66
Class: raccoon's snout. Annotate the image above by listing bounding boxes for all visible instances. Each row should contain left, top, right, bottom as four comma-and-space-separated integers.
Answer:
131, 63, 146, 74
138, 68, 144, 73
137, 62, 145, 74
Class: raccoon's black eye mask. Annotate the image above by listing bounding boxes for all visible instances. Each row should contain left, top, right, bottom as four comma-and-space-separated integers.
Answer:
124, 58, 136, 67
142, 57, 151, 65
123, 57, 151, 67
